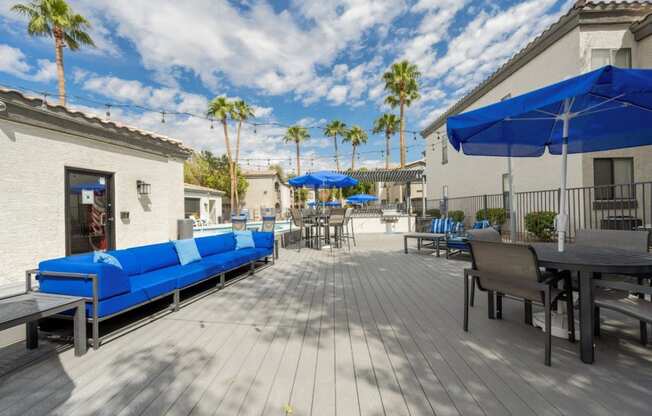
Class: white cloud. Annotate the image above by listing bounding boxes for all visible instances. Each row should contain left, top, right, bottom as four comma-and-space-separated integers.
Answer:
327, 85, 348, 105
0, 43, 57, 82
74, 0, 406, 104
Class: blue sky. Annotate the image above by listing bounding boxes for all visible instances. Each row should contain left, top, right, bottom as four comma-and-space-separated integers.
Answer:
0, 0, 573, 172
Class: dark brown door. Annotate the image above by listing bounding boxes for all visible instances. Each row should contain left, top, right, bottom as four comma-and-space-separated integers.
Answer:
65, 168, 115, 255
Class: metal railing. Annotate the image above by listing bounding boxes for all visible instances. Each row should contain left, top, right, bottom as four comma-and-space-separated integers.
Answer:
426, 182, 652, 241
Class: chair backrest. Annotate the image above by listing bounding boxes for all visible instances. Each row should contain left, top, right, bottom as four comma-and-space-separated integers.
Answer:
344, 207, 354, 224
467, 227, 501, 242
231, 216, 247, 231
468, 241, 543, 299
329, 208, 346, 226
261, 216, 276, 232
290, 208, 304, 227
575, 229, 650, 252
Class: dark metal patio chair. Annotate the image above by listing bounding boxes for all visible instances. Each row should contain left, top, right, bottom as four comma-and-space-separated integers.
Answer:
464, 240, 575, 366
231, 215, 247, 231
261, 215, 276, 233
289, 208, 313, 251
327, 208, 348, 252
575, 229, 651, 344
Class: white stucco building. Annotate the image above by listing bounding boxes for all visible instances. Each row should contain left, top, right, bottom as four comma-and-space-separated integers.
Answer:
0, 88, 192, 287
184, 183, 224, 224
241, 170, 292, 219
421, 1, 652, 204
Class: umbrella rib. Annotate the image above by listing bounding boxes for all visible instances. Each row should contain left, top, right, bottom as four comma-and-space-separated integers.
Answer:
587, 92, 652, 114
573, 93, 625, 117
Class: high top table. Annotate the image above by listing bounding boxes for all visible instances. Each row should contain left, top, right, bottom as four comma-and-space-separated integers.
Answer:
531, 243, 652, 364
0, 292, 87, 356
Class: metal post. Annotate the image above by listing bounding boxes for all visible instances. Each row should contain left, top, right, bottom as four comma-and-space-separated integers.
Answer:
508, 157, 516, 242
406, 181, 412, 232
421, 174, 426, 216
483, 194, 488, 222
558, 98, 571, 252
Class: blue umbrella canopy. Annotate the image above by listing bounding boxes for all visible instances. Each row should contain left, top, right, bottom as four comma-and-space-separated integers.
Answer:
325, 201, 341, 207
447, 66, 652, 157
288, 171, 358, 188
446, 65, 652, 251
347, 194, 378, 204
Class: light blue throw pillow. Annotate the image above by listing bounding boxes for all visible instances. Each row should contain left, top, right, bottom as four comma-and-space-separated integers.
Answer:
93, 251, 123, 269
234, 231, 255, 250
172, 238, 202, 265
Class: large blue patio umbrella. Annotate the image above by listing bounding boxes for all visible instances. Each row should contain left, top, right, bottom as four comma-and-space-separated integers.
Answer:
288, 171, 358, 188
447, 65, 652, 251
347, 194, 378, 204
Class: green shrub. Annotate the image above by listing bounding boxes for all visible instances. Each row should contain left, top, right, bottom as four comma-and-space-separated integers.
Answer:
425, 209, 441, 218
525, 211, 557, 241
448, 210, 465, 223
475, 208, 506, 225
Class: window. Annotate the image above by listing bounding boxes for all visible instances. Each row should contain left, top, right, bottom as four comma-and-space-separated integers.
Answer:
594, 158, 634, 200
441, 140, 448, 165
184, 197, 200, 219
591, 48, 631, 70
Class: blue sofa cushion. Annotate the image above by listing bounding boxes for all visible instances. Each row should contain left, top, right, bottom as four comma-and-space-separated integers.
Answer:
172, 239, 202, 265
252, 231, 274, 249
107, 249, 141, 276
202, 248, 257, 271
128, 242, 179, 273
38, 254, 131, 300
130, 268, 178, 300
175, 262, 216, 289
194, 233, 236, 257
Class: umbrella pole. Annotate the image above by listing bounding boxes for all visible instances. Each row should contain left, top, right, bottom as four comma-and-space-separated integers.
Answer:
508, 157, 516, 242
558, 99, 571, 252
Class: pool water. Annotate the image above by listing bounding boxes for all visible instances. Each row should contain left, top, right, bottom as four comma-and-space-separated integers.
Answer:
193, 220, 292, 237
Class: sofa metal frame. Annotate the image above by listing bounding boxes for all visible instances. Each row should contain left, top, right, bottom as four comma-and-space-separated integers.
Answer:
25, 252, 274, 350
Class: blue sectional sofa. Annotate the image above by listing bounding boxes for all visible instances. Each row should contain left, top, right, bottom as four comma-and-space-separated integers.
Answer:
34, 231, 275, 348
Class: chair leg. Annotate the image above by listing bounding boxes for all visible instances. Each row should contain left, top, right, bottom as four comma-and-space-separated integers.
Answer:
463, 270, 469, 332
487, 290, 495, 320
640, 321, 648, 345
524, 300, 533, 325
594, 306, 601, 337
565, 280, 576, 343
470, 276, 475, 307
544, 287, 552, 366
496, 292, 503, 320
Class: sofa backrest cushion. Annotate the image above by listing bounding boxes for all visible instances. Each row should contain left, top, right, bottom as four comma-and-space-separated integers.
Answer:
195, 233, 237, 257
252, 231, 274, 249
107, 249, 142, 276
128, 242, 180, 274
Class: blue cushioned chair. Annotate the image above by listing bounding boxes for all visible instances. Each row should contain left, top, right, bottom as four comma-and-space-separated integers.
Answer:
33, 231, 275, 349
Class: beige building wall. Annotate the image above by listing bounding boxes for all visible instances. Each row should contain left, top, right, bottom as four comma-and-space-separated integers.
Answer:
0, 120, 185, 286
241, 173, 289, 219
425, 28, 583, 200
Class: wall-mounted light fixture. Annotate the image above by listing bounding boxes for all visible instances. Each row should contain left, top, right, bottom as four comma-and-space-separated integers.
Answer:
137, 180, 151, 195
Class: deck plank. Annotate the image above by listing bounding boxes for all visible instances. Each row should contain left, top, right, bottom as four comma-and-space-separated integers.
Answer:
0, 235, 651, 416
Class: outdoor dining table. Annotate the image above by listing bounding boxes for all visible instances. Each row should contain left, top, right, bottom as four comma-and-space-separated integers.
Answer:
305, 213, 331, 250
531, 243, 652, 364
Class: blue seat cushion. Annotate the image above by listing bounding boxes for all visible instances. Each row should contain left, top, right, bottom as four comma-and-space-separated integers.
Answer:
128, 242, 180, 273
175, 262, 218, 288
130, 268, 179, 300
202, 248, 262, 272
91, 290, 149, 318
194, 233, 236, 257
447, 236, 469, 250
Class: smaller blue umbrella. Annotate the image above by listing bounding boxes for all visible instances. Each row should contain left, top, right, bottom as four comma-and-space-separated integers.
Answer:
347, 194, 378, 204
325, 201, 341, 207
288, 171, 358, 188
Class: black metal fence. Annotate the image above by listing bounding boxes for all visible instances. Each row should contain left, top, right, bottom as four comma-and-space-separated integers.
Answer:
427, 182, 652, 241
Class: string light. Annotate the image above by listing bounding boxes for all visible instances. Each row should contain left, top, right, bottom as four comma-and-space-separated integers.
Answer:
209, 117, 214, 130
161, 111, 166, 124
105, 104, 111, 121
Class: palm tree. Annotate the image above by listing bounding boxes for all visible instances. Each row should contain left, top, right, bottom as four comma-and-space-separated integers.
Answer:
12, 0, 95, 106
382, 60, 421, 167
230, 100, 255, 210
372, 113, 400, 169
343, 125, 368, 170
323, 120, 347, 171
207, 96, 236, 214
283, 125, 310, 176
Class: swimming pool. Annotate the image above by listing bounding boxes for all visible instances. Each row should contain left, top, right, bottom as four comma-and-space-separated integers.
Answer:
193, 220, 292, 237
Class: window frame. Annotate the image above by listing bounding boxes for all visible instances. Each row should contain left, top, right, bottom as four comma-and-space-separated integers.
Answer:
590, 47, 632, 69
593, 157, 635, 201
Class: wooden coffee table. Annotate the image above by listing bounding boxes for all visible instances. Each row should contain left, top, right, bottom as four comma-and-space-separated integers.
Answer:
0, 292, 87, 356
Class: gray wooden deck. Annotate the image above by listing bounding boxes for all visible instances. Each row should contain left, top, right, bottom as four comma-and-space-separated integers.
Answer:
0, 234, 651, 416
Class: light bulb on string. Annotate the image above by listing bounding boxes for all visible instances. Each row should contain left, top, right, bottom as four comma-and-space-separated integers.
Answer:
105, 104, 111, 121
161, 111, 166, 124
210, 118, 214, 130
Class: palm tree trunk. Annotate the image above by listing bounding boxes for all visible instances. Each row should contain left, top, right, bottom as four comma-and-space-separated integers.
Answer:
334, 135, 340, 171
222, 120, 235, 215
234, 121, 242, 210
399, 99, 405, 167
296, 141, 301, 176
351, 146, 356, 170
54, 28, 66, 106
